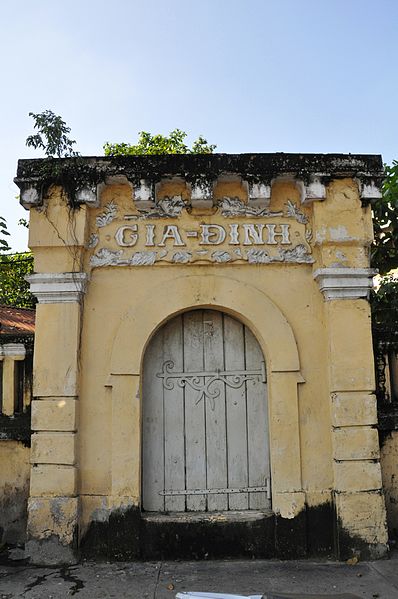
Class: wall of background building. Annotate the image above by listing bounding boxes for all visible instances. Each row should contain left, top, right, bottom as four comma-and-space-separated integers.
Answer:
0, 332, 33, 547
0, 441, 30, 545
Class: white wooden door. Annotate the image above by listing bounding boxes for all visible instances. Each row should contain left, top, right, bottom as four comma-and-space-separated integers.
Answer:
142, 310, 270, 512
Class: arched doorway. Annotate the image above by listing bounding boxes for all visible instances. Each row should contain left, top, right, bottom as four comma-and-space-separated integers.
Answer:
142, 309, 270, 513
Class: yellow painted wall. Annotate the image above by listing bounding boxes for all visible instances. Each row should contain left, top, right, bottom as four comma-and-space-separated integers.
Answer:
78, 265, 331, 499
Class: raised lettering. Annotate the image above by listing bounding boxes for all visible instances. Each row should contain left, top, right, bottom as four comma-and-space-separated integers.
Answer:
115, 225, 138, 247
265, 224, 291, 245
229, 224, 239, 245
145, 224, 155, 246
200, 224, 226, 245
243, 223, 265, 245
158, 225, 185, 247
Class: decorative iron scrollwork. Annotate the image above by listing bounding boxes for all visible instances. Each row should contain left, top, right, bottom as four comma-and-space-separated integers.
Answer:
157, 360, 266, 410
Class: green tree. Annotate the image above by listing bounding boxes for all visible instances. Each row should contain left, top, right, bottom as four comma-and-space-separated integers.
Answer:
0, 253, 35, 309
26, 109, 78, 158
0, 219, 33, 309
371, 160, 398, 275
103, 129, 216, 156
370, 161, 398, 337
0, 215, 11, 253
371, 275, 398, 329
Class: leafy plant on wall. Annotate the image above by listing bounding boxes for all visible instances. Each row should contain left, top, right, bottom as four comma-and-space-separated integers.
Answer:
26, 110, 78, 158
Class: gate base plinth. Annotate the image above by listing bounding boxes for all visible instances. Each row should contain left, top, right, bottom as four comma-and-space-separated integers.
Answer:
25, 537, 78, 566
80, 506, 337, 561
26, 496, 79, 565
141, 511, 276, 560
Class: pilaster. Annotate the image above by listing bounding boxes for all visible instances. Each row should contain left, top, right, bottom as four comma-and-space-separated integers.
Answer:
26, 272, 87, 565
311, 176, 388, 558
314, 271, 388, 558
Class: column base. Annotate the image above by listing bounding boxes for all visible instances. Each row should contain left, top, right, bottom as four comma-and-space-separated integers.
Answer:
25, 537, 78, 566
334, 491, 389, 560
26, 496, 79, 565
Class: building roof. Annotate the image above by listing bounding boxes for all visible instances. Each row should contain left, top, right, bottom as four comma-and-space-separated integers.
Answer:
0, 305, 35, 336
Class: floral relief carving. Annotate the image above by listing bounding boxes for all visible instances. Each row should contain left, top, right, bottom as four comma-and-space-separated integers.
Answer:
218, 197, 283, 218
96, 201, 118, 227
285, 200, 308, 224
87, 233, 99, 249
172, 251, 193, 264
211, 250, 232, 263
90, 243, 313, 268
130, 251, 159, 266
132, 196, 186, 219
245, 249, 272, 264
277, 244, 314, 263
90, 248, 123, 266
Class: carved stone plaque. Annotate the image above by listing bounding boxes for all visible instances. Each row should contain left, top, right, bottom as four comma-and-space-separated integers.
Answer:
89, 197, 313, 267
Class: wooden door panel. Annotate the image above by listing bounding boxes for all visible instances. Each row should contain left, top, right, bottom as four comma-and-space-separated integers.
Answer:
203, 310, 228, 511
223, 315, 249, 510
163, 316, 185, 512
183, 311, 207, 511
142, 327, 165, 511
245, 326, 270, 509
142, 309, 270, 513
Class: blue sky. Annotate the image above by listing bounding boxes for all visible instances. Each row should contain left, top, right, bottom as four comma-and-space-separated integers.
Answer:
1, 0, 397, 251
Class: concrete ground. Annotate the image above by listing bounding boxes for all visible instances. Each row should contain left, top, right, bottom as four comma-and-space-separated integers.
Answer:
1, 551, 398, 599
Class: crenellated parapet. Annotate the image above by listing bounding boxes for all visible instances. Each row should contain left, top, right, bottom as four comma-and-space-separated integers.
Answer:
15, 152, 383, 210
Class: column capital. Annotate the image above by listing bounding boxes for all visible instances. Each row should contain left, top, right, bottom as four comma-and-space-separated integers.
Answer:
26, 272, 88, 304
313, 267, 376, 300
1, 343, 26, 359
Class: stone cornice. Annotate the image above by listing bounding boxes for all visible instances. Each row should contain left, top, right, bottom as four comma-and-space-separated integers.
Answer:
26, 273, 88, 304
15, 153, 384, 210
313, 267, 376, 300
15, 153, 384, 180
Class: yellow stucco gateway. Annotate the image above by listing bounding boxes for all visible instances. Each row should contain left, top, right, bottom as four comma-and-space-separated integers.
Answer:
14, 153, 388, 564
